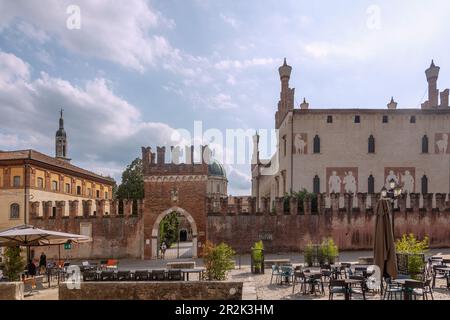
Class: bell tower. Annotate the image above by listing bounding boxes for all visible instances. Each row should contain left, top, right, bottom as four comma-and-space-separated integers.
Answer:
55, 109, 70, 162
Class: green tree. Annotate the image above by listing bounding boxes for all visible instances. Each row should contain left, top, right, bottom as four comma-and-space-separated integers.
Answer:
159, 211, 180, 248
116, 158, 144, 199
4, 247, 25, 281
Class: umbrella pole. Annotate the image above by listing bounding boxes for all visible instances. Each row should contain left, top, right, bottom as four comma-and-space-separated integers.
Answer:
58, 244, 61, 286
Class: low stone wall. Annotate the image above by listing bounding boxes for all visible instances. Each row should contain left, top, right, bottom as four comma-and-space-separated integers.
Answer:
0, 282, 24, 300
59, 281, 243, 300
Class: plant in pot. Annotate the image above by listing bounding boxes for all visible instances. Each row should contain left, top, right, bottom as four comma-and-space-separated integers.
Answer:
303, 242, 314, 267
252, 240, 264, 274
321, 238, 339, 264
395, 234, 429, 280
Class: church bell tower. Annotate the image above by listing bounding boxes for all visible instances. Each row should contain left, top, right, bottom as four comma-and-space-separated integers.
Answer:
55, 109, 71, 162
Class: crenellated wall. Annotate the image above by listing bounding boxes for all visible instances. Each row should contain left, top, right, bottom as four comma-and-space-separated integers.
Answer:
207, 193, 450, 253
29, 199, 144, 260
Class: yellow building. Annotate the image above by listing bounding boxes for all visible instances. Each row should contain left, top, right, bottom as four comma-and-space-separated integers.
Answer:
0, 111, 115, 231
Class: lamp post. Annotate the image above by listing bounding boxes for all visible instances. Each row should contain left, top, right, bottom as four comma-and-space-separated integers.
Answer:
380, 179, 403, 238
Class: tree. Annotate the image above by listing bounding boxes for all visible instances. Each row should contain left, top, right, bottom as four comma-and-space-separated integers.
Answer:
116, 158, 144, 199
4, 247, 25, 281
159, 211, 180, 248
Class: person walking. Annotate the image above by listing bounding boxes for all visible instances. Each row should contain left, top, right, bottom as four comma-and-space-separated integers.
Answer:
160, 241, 167, 259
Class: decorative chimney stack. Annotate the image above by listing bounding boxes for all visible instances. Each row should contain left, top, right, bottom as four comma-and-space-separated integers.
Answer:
422, 60, 440, 109
387, 97, 398, 110
275, 58, 295, 129
252, 131, 260, 170
156, 147, 166, 165
440, 89, 449, 108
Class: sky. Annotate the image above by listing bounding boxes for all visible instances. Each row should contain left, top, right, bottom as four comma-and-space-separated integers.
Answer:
0, 0, 450, 195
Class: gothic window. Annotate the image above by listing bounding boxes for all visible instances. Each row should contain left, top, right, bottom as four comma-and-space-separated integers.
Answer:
382, 115, 389, 123
37, 177, 44, 189
410, 116, 416, 124
421, 175, 428, 194
51, 180, 58, 191
313, 135, 321, 154
354, 115, 361, 123
313, 175, 320, 194
422, 135, 429, 153
368, 175, 375, 194
10, 203, 19, 219
13, 176, 21, 187
327, 115, 333, 123
368, 135, 375, 154
76, 186, 82, 195
65, 183, 71, 193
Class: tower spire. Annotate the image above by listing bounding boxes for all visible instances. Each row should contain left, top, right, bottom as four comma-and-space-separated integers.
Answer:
55, 108, 70, 162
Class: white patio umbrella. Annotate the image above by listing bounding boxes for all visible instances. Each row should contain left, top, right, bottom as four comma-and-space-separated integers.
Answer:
0, 224, 91, 247
0, 225, 91, 286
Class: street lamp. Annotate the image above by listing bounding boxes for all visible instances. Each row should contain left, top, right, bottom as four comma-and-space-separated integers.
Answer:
381, 179, 403, 237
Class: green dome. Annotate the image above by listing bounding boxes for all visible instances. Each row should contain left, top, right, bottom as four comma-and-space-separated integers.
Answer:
208, 160, 226, 178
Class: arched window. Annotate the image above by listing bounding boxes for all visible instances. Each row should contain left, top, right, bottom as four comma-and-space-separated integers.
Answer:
313, 175, 320, 194
51, 180, 58, 191
10, 203, 20, 219
313, 135, 321, 154
368, 175, 375, 194
368, 135, 375, 154
421, 175, 428, 194
422, 135, 429, 153
37, 177, 44, 189
76, 186, 81, 195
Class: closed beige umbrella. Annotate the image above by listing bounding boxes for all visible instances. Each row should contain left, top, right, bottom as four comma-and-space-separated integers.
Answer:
374, 199, 398, 279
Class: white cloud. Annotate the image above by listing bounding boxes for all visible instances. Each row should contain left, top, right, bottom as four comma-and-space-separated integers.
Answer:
220, 13, 238, 29
0, 0, 174, 71
0, 51, 184, 179
214, 58, 275, 71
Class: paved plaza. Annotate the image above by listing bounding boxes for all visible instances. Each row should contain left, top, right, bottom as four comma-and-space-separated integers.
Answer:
23, 249, 450, 300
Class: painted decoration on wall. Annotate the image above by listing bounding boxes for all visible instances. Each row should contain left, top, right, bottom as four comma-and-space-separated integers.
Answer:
435, 133, 450, 154
326, 167, 358, 194
293, 133, 307, 155
384, 167, 416, 193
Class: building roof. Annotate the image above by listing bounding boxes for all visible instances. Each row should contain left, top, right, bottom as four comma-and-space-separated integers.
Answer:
0, 149, 115, 185
208, 160, 227, 178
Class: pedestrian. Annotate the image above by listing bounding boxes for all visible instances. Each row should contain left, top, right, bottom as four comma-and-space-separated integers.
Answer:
160, 241, 167, 259
39, 252, 47, 275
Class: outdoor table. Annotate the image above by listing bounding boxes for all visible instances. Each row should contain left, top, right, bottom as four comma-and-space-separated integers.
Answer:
343, 278, 363, 300
302, 271, 322, 294
392, 279, 421, 300
181, 268, 206, 281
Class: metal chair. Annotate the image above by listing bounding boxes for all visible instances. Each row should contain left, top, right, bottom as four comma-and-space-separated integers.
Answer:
348, 275, 366, 300
100, 270, 116, 281
117, 271, 131, 281
82, 270, 98, 281
167, 270, 182, 281
279, 266, 294, 285
151, 270, 166, 281
383, 278, 403, 300
405, 279, 433, 300
329, 279, 347, 300
134, 270, 150, 281
270, 265, 281, 285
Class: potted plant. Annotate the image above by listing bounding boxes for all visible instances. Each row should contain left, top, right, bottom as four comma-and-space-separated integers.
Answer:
395, 234, 429, 280
252, 241, 264, 274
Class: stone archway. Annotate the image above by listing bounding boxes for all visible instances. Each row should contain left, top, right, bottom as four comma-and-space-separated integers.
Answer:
151, 206, 198, 259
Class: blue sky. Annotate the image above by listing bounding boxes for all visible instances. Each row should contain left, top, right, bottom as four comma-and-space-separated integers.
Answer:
1, 0, 450, 195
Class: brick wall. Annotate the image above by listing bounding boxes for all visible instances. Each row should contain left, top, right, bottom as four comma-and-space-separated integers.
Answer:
207, 210, 450, 253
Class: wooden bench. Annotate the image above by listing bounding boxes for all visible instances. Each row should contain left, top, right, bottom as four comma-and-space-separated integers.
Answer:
264, 259, 291, 269
166, 262, 196, 269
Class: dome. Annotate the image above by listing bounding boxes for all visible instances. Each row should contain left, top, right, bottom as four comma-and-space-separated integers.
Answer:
56, 128, 66, 138
208, 160, 226, 178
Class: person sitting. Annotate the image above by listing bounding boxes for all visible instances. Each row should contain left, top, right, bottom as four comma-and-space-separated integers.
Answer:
27, 260, 37, 277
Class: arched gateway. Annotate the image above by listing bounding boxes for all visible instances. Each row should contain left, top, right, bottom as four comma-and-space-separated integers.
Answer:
141, 146, 209, 260
151, 207, 198, 258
